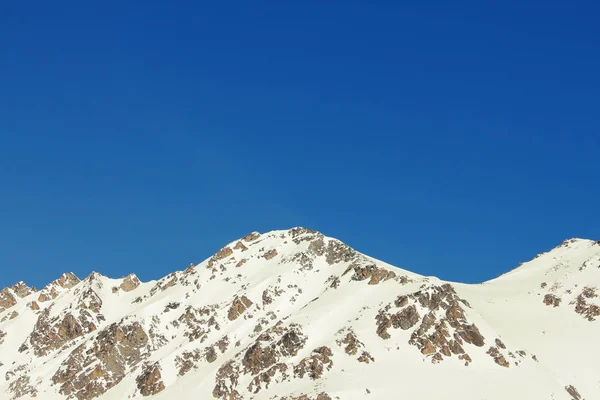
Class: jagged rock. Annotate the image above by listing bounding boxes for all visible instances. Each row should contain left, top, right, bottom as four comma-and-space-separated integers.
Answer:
234, 241, 248, 251
228, 295, 253, 321
242, 232, 261, 242
8, 374, 38, 399
136, 362, 165, 396
572, 287, 600, 321
344, 263, 395, 284
119, 274, 141, 292
358, 351, 375, 363
293, 346, 334, 379
264, 249, 278, 260
52, 322, 149, 399
565, 385, 582, 400
26, 311, 86, 357
0, 288, 17, 312
391, 305, 420, 330
11, 282, 36, 298
543, 294, 561, 307
175, 350, 202, 376
487, 346, 510, 367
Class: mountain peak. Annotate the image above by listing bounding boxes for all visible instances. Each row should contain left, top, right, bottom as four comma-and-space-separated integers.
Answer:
0, 231, 598, 399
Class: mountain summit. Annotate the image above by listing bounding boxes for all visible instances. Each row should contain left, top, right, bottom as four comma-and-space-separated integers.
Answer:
0, 228, 598, 400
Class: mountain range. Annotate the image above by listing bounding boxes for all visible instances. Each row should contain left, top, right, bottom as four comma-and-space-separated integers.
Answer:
0, 227, 598, 399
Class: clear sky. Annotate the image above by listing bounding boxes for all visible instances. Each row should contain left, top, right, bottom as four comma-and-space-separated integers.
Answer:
1, 1, 598, 290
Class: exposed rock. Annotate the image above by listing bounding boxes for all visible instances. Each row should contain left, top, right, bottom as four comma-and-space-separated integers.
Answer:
344, 263, 395, 284
8, 373, 38, 399
208, 246, 234, 268
26, 311, 86, 357
0, 288, 17, 312
391, 305, 420, 330
487, 346, 510, 368
136, 362, 165, 396
206, 346, 218, 363
572, 287, 600, 321
358, 351, 375, 363
228, 295, 254, 321
565, 385, 582, 400
264, 249, 278, 260
11, 282, 36, 298
543, 294, 561, 307
119, 274, 141, 292
236, 259, 247, 268
293, 346, 334, 379
242, 232, 261, 242
234, 241, 248, 251
52, 322, 149, 399
175, 350, 202, 376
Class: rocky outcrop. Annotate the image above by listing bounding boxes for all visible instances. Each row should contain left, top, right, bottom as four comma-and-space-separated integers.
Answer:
263, 249, 278, 260
565, 385, 582, 400
0, 288, 17, 312
543, 294, 561, 307
228, 295, 254, 321
344, 263, 396, 285
119, 274, 141, 292
293, 346, 334, 379
572, 287, 600, 321
376, 284, 484, 366
11, 282, 37, 298
242, 232, 261, 242
208, 246, 234, 268
25, 310, 87, 357
136, 362, 165, 396
213, 324, 308, 399
52, 322, 149, 399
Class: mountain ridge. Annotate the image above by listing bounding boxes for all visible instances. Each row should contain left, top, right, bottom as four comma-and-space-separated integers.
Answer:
0, 227, 598, 399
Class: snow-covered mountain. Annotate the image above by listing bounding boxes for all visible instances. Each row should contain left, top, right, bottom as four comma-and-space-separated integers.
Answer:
0, 228, 598, 400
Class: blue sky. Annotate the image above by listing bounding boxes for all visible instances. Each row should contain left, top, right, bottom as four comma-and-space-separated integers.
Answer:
1, 1, 598, 289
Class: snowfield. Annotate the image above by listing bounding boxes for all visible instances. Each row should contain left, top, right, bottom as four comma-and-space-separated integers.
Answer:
0, 228, 598, 400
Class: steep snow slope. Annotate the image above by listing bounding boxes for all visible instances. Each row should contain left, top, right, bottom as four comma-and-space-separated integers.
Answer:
0, 228, 597, 400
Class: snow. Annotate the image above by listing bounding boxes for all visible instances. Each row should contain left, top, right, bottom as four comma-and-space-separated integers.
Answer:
0, 229, 598, 399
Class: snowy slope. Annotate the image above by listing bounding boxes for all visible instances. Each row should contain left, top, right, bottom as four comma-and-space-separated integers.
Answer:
0, 228, 597, 400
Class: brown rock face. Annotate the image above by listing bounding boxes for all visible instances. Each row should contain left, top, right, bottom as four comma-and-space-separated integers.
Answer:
543, 294, 562, 307
572, 287, 600, 321
487, 346, 510, 368
208, 246, 234, 269
344, 263, 395, 285
242, 232, 261, 242
0, 288, 17, 313
233, 241, 248, 251
119, 274, 141, 292
357, 351, 375, 363
263, 249, 278, 260
293, 346, 334, 379
136, 362, 165, 396
58, 273, 80, 288
565, 385, 582, 400
52, 322, 149, 400
213, 324, 307, 399
228, 295, 253, 321
391, 305, 420, 330
26, 310, 87, 357
11, 282, 36, 298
